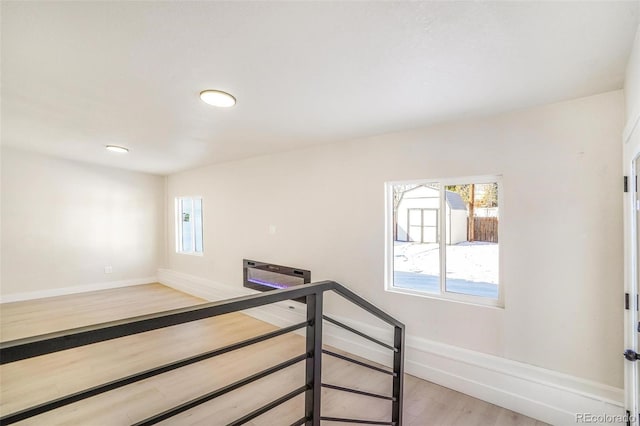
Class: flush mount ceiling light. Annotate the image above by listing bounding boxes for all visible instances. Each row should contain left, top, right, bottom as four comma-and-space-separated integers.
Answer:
199, 90, 236, 107
105, 145, 129, 153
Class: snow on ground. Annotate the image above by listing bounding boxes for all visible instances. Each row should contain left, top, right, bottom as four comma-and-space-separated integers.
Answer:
392, 241, 498, 298
393, 241, 498, 283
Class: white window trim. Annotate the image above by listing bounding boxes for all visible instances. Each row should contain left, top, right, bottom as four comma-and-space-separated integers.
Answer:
175, 196, 204, 256
384, 175, 503, 308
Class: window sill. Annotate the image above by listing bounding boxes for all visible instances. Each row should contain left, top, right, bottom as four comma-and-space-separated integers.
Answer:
385, 285, 504, 309
176, 251, 204, 257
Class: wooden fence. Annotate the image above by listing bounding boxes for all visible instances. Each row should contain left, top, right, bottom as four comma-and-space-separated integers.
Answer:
469, 217, 498, 243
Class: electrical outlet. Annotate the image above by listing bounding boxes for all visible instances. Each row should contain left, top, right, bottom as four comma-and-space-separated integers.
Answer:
268, 225, 277, 235
104, 266, 113, 274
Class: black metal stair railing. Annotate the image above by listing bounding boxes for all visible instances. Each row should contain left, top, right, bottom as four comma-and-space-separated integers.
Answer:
0, 280, 405, 426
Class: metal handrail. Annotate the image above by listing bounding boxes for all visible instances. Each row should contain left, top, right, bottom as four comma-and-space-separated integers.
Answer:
0, 280, 405, 426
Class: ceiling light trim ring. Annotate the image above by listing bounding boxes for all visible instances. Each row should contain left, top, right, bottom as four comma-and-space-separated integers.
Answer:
105, 145, 129, 153
200, 89, 236, 108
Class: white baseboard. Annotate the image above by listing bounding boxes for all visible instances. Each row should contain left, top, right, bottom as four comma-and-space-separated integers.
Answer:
0, 277, 157, 304
405, 338, 624, 425
157, 269, 624, 425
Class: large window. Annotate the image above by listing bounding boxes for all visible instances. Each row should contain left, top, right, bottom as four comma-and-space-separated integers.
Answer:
386, 177, 501, 306
176, 197, 203, 255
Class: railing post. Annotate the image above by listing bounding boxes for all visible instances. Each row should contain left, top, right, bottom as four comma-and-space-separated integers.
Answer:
392, 325, 405, 425
305, 291, 323, 426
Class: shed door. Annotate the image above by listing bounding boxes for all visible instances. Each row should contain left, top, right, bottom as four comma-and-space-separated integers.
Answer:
407, 208, 438, 243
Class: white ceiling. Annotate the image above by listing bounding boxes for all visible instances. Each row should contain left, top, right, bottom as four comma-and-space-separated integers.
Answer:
2, 1, 638, 175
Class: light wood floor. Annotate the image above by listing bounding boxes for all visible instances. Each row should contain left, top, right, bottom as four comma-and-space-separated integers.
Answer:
0, 284, 547, 425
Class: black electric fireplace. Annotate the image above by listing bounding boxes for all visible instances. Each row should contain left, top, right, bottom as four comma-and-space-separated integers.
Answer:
243, 259, 311, 303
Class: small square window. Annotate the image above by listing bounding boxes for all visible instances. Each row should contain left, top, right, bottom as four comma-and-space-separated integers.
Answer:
176, 197, 203, 254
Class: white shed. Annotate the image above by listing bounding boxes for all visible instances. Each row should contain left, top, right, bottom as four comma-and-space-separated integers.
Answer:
396, 186, 468, 245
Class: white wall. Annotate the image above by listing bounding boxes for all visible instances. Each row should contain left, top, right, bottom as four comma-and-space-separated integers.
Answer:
449, 209, 468, 245
625, 26, 640, 141
0, 147, 165, 297
166, 90, 624, 389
